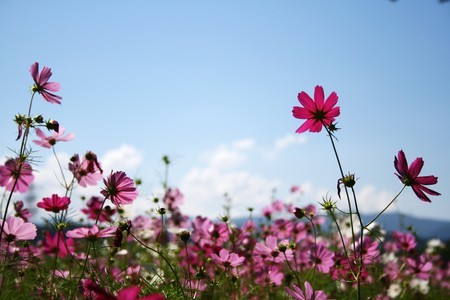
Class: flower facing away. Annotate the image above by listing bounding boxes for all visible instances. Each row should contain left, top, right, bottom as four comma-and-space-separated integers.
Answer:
66, 225, 117, 242
30, 62, 62, 104
69, 152, 103, 187
14, 200, 32, 222
285, 281, 328, 300
0, 216, 37, 242
0, 158, 34, 193
292, 85, 340, 133
394, 150, 440, 202
211, 248, 245, 268
33, 127, 74, 148
37, 194, 71, 213
101, 171, 138, 207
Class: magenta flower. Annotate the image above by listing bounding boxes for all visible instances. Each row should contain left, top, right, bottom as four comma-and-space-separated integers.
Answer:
30, 62, 62, 104
0, 158, 34, 193
36, 194, 71, 213
394, 150, 440, 202
66, 225, 117, 241
292, 85, 340, 133
86, 283, 165, 300
14, 200, 32, 222
81, 196, 117, 223
211, 248, 245, 268
101, 171, 138, 207
286, 281, 328, 300
42, 231, 74, 258
0, 216, 37, 242
33, 127, 74, 148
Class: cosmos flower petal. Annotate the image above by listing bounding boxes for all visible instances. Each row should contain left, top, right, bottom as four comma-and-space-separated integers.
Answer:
314, 85, 325, 108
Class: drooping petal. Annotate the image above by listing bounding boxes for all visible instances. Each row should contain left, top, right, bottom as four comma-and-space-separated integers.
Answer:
411, 185, 432, 203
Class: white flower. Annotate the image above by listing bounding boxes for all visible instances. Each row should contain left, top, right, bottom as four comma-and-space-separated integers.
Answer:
387, 282, 402, 299
426, 238, 444, 254
409, 278, 429, 295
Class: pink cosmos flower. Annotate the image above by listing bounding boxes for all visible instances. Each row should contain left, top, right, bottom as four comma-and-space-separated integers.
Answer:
254, 235, 293, 264
0, 216, 37, 242
69, 152, 103, 187
101, 171, 138, 207
36, 194, 71, 213
66, 225, 117, 241
14, 200, 32, 222
406, 255, 433, 280
81, 196, 117, 223
392, 231, 416, 252
211, 248, 245, 268
394, 150, 440, 202
0, 158, 34, 193
33, 127, 74, 148
292, 85, 340, 133
286, 281, 328, 300
42, 231, 74, 258
30, 62, 62, 104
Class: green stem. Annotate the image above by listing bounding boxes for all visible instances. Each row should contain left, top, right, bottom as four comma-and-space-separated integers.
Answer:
365, 186, 406, 228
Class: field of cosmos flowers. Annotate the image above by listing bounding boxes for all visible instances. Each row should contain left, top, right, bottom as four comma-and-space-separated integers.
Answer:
0, 63, 448, 299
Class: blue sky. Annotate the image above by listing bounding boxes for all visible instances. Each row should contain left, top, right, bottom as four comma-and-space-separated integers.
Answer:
1, 1, 449, 222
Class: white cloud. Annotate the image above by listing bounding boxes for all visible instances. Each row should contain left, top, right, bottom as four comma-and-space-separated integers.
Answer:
180, 139, 280, 218
101, 144, 143, 175
274, 134, 308, 151
200, 138, 255, 170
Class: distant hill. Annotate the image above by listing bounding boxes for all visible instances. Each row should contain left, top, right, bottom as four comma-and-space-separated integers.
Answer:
232, 213, 450, 242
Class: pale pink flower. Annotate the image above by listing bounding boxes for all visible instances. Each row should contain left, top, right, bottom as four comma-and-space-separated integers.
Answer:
66, 225, 116, 241
0, 216, 37, 242
0, 158, 34, 193
394, 150, 440, 202
37, 194, 71, 213
292, 85, 340, 133
286, 281, 328, 300
33, 127, 74, 148
30, 62, 62, 104
101, 171, 138, 207
211, 248, 245, 268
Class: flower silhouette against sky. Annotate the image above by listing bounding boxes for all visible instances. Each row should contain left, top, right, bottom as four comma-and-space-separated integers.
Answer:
37, 194, 71, 213
33, 127, 74, 148
101, 171, 138, 207
30, 62, 62, 104
394, 150, 440, 202
292, 85, 340, 133
0, 216, 37, 242
0, 158, 34, 193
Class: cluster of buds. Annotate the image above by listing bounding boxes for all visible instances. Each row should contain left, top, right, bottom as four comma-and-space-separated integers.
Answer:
14, 113, 59, 140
